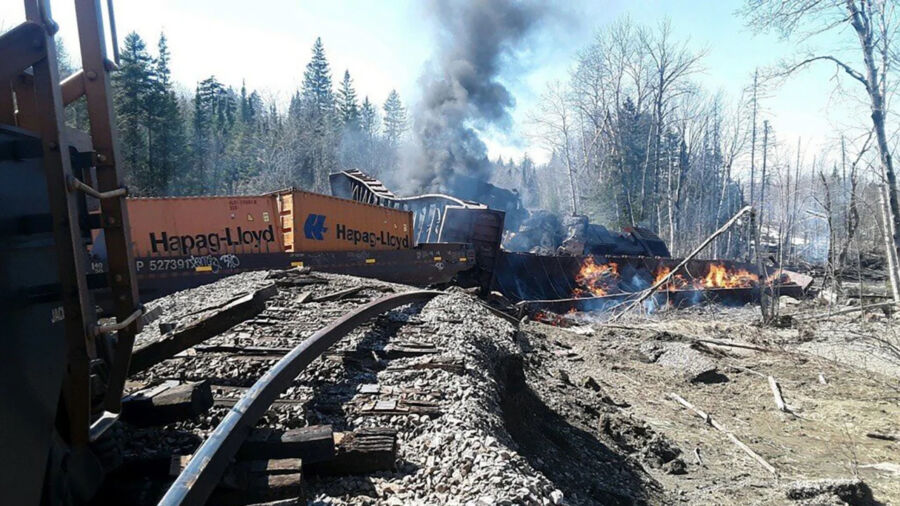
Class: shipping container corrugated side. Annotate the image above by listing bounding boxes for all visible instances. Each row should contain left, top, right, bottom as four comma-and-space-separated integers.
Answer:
124, 191, 414, 259
126, 196, 283, 257
275, 190, 413, 252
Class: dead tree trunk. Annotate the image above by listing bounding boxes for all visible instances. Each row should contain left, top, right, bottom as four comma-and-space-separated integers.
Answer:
846, 0, 900, 295
879, 182, 900, 301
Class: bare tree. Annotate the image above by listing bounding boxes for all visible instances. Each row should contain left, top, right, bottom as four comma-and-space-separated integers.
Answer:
639, 20, 706, 226
529, 81, 580, 215
744, 0, 900, 294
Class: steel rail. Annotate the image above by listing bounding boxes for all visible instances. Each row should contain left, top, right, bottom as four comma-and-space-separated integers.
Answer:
158, 289, 442, 506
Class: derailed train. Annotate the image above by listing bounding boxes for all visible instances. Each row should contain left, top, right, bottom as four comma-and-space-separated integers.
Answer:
0, 2, 805, 504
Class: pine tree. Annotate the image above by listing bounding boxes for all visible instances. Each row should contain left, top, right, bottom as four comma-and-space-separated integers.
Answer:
360, 96, 378, 137
301, 37, 334, 116
151, 33, 187, 195
113, 32, 154, 194
296, 37, 338, 191
337, 70, 360, 130
382, 89, 407, 146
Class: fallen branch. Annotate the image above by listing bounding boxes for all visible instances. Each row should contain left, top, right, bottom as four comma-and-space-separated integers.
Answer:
613, 206, 752, 320
794, 301, 898, 322
768, 376, 789, 412
694, 338, 775, 353
866, 432, 899, 442
668, 392, 777, 475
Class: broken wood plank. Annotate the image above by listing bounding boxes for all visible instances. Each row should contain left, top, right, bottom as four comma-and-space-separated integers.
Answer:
130, 284, 277, 372
237, 426, 335, 464
266, 266, 311, 279
668, 392, 777, 475
311, 286, 366, 302
307, 427, 397, 476
294, 292, 312, 305
195, 344, 292, 355
387, 357, 465, 374
121, 380, 213, 427
273, 277, 327, 288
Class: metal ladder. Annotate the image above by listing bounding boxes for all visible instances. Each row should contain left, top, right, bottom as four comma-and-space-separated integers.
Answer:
1, 0, 141, 446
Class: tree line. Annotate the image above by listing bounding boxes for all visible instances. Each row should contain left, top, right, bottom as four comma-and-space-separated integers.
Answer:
54, 2, 900, 292
61, 34, 411, 197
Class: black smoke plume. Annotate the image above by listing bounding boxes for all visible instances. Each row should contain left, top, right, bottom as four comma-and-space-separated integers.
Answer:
402, 0, 548, 200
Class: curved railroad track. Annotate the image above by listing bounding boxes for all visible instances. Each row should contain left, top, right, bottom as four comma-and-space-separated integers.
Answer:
93, 269, 450, 505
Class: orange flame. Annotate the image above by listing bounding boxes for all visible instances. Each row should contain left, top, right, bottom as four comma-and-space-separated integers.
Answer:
573, 258, 619, 297
652, 263, 758, 291
700, 263, 758, 289
653, 265, 691, 291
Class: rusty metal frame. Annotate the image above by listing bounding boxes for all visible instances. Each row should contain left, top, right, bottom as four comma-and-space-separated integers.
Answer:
0, 22, 46, 84
159, 290, 441, 506
72, 0, 142, 416
22, 0, 98, 445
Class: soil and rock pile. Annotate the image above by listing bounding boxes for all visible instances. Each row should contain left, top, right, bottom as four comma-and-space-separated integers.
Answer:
108, 271, 900, 505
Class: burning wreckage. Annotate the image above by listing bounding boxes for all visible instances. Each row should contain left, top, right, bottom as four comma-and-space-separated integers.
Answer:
328, 169, 812, 321
106, 168, 810, 319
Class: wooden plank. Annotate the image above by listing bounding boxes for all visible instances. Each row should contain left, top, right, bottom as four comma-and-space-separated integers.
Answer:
311, 286, 365, 302
121, 380, 213, 426
307, 427, 397, 476
130, 284, 277, 372
237, 425, 335, 463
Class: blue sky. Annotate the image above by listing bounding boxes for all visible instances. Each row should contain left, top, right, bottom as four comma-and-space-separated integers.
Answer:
2, 1, 867, 166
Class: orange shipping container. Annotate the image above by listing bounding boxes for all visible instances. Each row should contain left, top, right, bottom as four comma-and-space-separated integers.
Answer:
275, 190, 413, 252
127, 196, 284, 257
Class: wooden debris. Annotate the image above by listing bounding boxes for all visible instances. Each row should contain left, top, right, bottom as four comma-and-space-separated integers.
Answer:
121, 380, 213, 427
866, 432, 899, 442
238, 426, 335, 464
130, 284, 277, 372
387, 357, 466, 374
795, 301, 898, 322
358, 398, 441, 416
768, 376, 789, 412
195, 344, 292, 355
694, 338, 774, 353
668, 392, 777, 475
273, 276, 327, 288
208, 472, 305, 506
311, 286, 366, 302
265, 266, 311, 279
307, 427, 397, 476
294, 292, 312, 305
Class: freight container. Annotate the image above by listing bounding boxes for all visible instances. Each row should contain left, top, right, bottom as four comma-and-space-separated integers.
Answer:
274, 190, 413, 252
126, 196, 284, 258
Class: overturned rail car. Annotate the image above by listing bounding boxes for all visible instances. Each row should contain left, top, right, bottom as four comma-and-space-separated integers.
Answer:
93, 189, 478, 301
